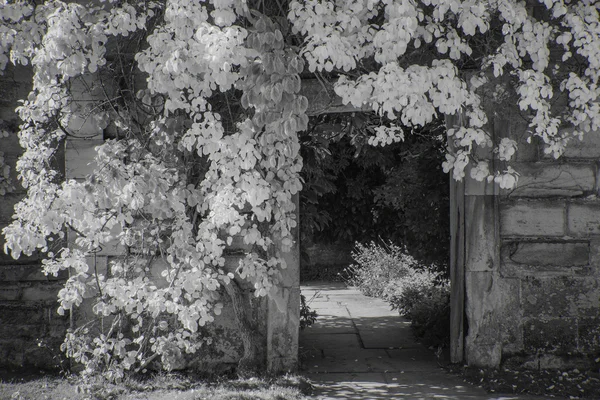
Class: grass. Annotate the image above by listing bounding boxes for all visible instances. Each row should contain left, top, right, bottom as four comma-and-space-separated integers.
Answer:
0, 371, 312, 400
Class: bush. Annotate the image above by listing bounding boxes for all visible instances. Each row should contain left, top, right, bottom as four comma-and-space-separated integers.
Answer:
346, 241, 450, 348
300, 294, 317, 329
385, 271, 450, 347
344, 241, 418, 298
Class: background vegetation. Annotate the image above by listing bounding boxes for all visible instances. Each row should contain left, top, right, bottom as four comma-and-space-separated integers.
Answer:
300, 113, 450, 271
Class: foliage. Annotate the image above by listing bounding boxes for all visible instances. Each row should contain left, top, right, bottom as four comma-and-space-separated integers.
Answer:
299, 293, 317, 330
0, 0, 598, 381
290, 0, 600, 184
300, 114, 449, 267
384, 270, 450, 348
347, 241, 449, 347
345, 241, 419, 298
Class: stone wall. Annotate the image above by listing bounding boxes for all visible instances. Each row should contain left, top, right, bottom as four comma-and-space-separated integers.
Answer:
0, 64, 70, 369
0, 65, 300, 373
458, 113, 600, 369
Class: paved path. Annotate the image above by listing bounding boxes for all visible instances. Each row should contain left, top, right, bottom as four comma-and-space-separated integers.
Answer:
299, 282, 553, 400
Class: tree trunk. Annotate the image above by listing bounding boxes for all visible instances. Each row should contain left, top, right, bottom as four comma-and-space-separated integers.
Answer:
223, 278, 265, 377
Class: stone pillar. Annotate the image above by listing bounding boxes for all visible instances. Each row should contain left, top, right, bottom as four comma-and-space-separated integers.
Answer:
266, 193, 300, 373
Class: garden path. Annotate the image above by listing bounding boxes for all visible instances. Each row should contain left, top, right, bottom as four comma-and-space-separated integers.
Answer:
299, 282, 557, 400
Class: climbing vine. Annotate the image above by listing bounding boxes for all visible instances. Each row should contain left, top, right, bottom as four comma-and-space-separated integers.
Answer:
0, 0, 598, 380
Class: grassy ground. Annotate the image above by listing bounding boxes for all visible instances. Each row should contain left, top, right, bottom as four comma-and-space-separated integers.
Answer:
0, 371, 312, 400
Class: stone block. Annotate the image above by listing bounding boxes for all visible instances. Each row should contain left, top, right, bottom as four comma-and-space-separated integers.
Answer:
0, 302, 45, 326
0, 65, 33, 111
500, 201, 565, 237
578, 317, 600, 352
500, 241, 589, 277
1, 154, 25, 194
268, 286, 300, 372
66, 114, 105, 139
0, 283, 24, 301
568, 202, 600, 236
0, 264, 67, 281
0, 193, 21, 223
22, 282, 63, 302
64, 139, 103, 179
465, 272, 523, 367
503, 162, 596, 197
464, 174, 496, 196
524, 318, 578, 354
465, 195, 496, 272
562, 127, 600, 159
521, 276, 599, 319
0, 133, 25, 158
589, 239, 600, 267
0, 322, 44, 338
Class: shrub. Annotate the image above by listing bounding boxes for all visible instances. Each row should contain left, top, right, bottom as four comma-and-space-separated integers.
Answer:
344, 241, 418, 298
385, 271, 450, 347
347, 241, 450, 348
300, 294, 317, 329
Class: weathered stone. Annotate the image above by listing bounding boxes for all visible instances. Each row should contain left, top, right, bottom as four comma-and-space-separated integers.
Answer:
500, 200, 565, 236
0, 283, 24, 301
503, 162, 596, 197
578, 317, 600, 352
465, 272, 522, 367
0, 303, 45, 325
568, 202, 600, 236
0, 64, 33, 113
521, 276, 599, 319
268, 286, 300, 372
562, 127, 600, 159
465, 195, 496, 272
589, 239, 600, 267
501, 241, 589, 269
464, 174, 496, 196
64, 139, 103, 179
1, 134, 26, 160
524, 318, 577, 354
1, 155, 25, 194
0, 322, 44, 338
0, 264, 66, 282
22, 282, 63, 302
0, 193, 21, 223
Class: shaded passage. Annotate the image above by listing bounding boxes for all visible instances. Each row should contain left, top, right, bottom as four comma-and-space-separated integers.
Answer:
299, 282, 553, 400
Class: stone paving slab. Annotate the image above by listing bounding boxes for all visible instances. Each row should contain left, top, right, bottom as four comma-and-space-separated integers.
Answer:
302, 316, 355, 335
359, 328, 419, 349
300, 333, 361, 349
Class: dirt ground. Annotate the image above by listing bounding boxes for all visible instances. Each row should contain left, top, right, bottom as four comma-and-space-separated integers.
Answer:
447, 365, 600, 399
